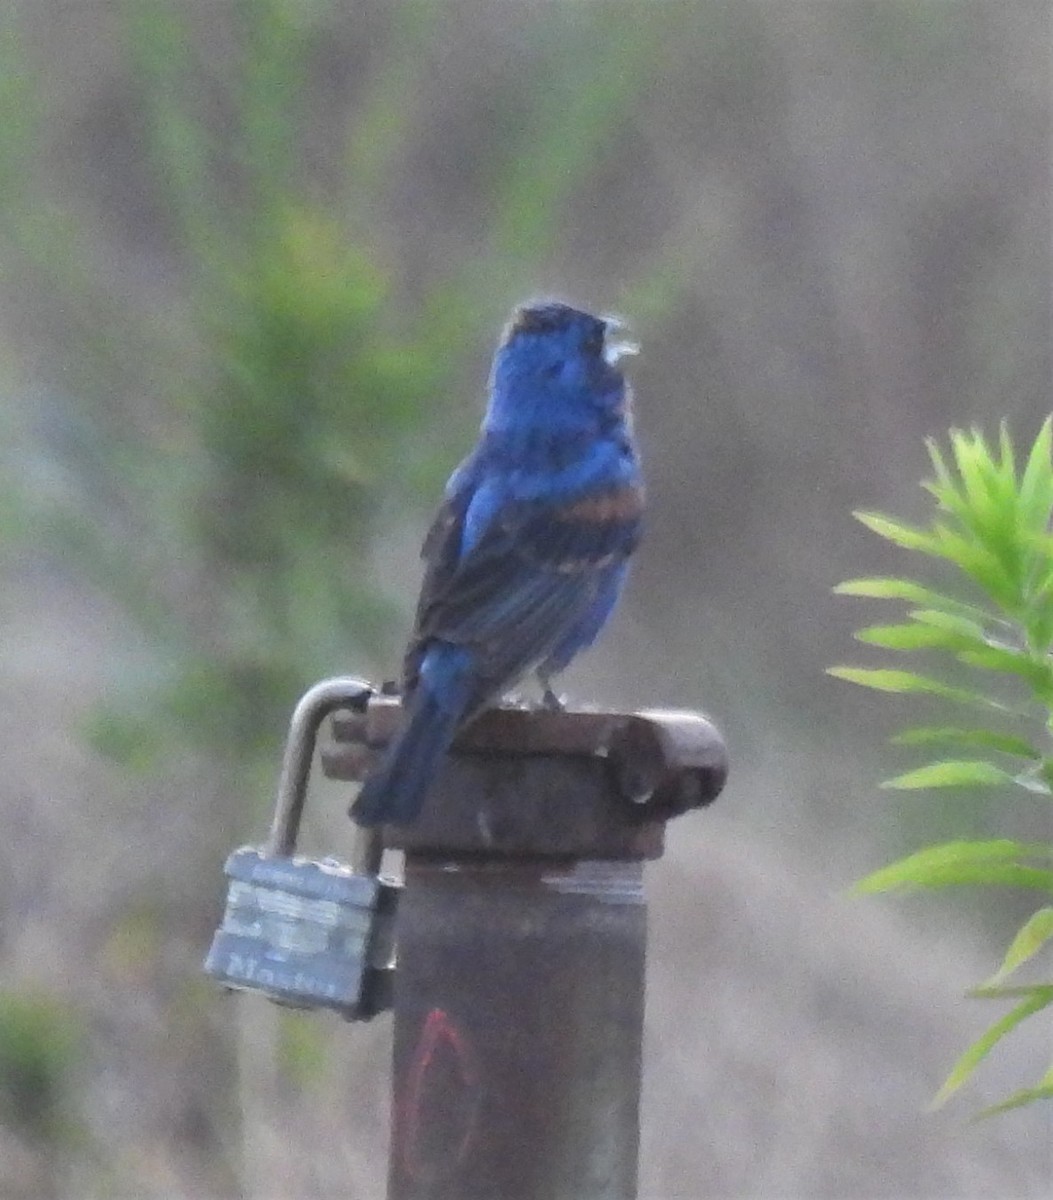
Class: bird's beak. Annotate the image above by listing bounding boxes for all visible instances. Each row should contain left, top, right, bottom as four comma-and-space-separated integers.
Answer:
601, 315, 640, 366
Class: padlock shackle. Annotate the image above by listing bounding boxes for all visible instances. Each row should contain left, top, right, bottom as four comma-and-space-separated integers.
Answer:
265, 677, 374, 860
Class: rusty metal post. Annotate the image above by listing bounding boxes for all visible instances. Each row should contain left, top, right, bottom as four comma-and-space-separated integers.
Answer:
323, 699, 727, 1200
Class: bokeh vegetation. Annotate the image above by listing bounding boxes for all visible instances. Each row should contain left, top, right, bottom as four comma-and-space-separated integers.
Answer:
0, 1, 1049, 1196
0, 1, 693, 1193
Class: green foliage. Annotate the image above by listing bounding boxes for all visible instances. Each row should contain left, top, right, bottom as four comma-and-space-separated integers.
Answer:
983, 906, 1053, 985
0, 990, 82, 1143
0, 9, 689, 1179
1, 0, 670, 775
277, 1009, 329, 1090
831, 420, 1053, 1114
930, 986, 1053, 1114
854, 840, 1053, 893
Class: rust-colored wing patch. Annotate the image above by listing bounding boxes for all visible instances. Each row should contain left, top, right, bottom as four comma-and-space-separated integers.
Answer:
560, 484, 644, 524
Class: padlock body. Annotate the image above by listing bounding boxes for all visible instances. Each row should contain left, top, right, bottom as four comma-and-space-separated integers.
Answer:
205, 847, 396, 1018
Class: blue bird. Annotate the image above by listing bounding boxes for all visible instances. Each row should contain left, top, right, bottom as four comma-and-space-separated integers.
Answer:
352, 301, 643, 825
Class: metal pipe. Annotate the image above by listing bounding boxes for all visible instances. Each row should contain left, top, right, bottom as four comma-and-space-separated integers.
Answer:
325, 696, 727, 1200
388, 857, 645, 1200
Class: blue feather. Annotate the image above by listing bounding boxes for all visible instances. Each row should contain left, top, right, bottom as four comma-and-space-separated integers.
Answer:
352, 301, 644, 826
352, 648, 474, 825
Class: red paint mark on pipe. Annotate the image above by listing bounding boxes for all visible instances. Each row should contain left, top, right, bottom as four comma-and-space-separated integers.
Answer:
399, 1007, 482, 1184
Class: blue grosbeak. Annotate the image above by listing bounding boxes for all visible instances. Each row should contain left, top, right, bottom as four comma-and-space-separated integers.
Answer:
352, 301, 643, 825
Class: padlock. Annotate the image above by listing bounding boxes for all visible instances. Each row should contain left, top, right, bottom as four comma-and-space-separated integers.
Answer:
204, 678, 398, 1020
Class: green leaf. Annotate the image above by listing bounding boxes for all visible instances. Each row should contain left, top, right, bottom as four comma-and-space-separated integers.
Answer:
930, 989, 1053, 1109
927, 430, 1016, 544
931, 524, 1022, 609
968, 983, 1053, 1000
855, 840, 1053, 895
984, 908, 1053, 986
882, 759, 1013, 790
871, 863, 1053, 892
925, 438, 968, 520
907, 608, 991, 639
890, 727, 1039, 759
854, 607, 998, 654
826, 667, 995, 709
1017, 416, 1053, 537
956, 644, 1053, 696
949, 428, 1011, 537
974, 1078, 1053, 1119
832, 578, 998, 626
853, 512, 941, 554
854, 622, 969, 651
1023, 572, 1053, 652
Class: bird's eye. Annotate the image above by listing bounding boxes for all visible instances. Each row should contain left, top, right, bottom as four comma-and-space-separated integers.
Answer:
582, 327, 605, 356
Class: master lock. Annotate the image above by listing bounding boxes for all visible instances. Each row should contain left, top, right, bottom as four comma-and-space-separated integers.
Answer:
204, 678, 398, 1020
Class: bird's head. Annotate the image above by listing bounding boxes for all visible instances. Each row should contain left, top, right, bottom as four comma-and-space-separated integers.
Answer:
486, 301, 638, 435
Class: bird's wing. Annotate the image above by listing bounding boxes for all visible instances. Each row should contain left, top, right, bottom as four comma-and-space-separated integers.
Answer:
412, 492, 470, 630
407, 482, 643, 695
402, 487, 472, 690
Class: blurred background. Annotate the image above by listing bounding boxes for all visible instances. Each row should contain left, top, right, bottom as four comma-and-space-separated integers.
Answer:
0, 1, 1050, 1196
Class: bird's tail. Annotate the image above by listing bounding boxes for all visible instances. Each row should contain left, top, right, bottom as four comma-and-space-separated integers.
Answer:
351, 682, 465, 826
